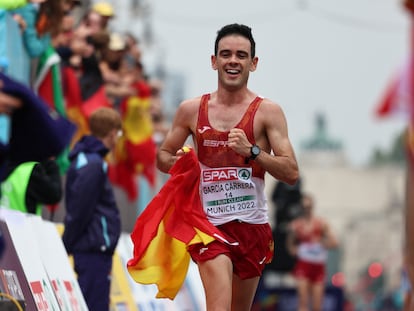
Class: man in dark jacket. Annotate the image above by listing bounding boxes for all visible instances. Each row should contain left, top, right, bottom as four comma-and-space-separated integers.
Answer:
62, 107, 122, 311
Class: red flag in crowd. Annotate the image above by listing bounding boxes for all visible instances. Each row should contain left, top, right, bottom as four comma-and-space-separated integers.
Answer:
109, 80, 156, 201
375, 62, 413, 120
376, 4, 414, 163
377, 71, 414, 165
109, 136, 157, 201
81, 85, 112, 118
127, 149, 237, 299
62, 66, 89, 146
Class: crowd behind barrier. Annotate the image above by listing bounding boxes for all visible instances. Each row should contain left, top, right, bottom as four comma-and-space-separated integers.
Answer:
0, 0, 169, 203
0, 1, 171, 310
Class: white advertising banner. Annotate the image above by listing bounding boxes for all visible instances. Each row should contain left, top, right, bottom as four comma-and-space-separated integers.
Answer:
30, 217, 88, 311
0, 210, 88, 311
0, 210, 60, 311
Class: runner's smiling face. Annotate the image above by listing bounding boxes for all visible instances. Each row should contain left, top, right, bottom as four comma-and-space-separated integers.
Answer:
211, 35, 258, 91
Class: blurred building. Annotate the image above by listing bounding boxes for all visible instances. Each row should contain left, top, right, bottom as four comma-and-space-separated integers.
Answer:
299, 112, 346, 167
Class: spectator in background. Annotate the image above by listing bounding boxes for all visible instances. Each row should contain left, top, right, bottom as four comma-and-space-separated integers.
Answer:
77, 30, 109, 101
51, 0, 83, 86
12, 0, 64, 58
52, 0, 81, 55
0, 72, 73, 217
0, 157, 62, 216
286, 193, 338, 311
124, 32, 142, 64
99, 32, 135, 106
62, 0, 81, 12
62, 107, 122, 311
74, 1, 113, 43
76, 10, 104, 38
99, 32, 126, 84
264, 179, 302, 275
91, 1, 114, 30
70, 5, 109, 78
3, 0, 64, 87
108, 57, 157, 206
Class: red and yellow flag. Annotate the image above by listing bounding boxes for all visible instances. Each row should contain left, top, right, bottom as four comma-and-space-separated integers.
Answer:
109, 81, 156, 201
127, 149, 236, 299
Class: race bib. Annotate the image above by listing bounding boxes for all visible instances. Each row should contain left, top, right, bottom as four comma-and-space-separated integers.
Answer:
297, 242, 327, 263
201, 167, 258, 219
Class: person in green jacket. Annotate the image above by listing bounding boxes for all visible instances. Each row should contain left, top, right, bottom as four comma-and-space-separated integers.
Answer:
0, 158, 62, 215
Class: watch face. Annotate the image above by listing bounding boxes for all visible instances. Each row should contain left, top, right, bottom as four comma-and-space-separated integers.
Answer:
251, 145, 260, 157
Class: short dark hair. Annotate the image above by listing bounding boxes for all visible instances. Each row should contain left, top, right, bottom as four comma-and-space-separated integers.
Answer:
214, 23, 256, 57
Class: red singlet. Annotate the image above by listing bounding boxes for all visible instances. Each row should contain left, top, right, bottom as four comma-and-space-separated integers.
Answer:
195, 93, 265, 179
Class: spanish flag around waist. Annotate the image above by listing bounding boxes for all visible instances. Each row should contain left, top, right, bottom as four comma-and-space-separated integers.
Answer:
127, 148, 237, 299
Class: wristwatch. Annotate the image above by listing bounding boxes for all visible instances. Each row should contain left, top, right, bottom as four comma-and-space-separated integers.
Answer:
250, 144, 261, 160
